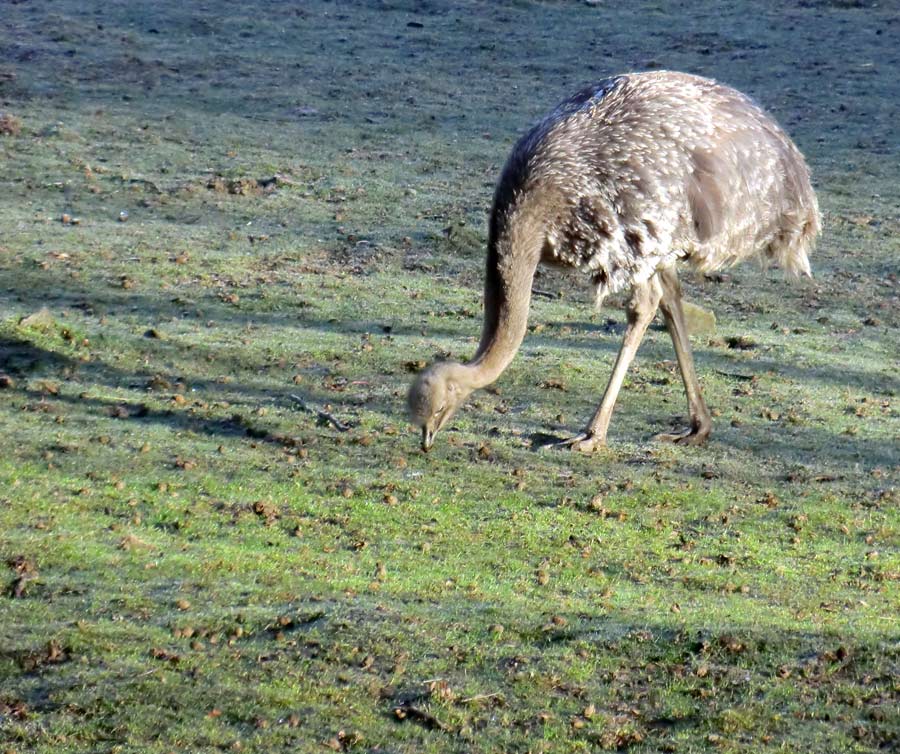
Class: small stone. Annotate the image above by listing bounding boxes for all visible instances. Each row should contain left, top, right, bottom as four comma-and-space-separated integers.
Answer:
19, 307, 55, 329
682, 301, 717, 336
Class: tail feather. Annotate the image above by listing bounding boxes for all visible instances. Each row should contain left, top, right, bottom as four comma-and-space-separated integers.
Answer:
769, 203, 820, 279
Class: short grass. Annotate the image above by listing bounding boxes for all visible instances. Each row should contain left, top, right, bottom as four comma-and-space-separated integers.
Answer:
1, 1, 897, 753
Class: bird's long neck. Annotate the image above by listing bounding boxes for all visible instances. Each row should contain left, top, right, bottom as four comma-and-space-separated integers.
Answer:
464, 203, 544, 389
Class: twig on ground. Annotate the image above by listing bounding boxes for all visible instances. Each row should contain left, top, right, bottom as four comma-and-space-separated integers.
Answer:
289, 394, 351, 432
132, 667, 162, 681
531, 288, 557, 300
714, 370, 757, 381
459, 692, 503, 704
393, 704, 449, 732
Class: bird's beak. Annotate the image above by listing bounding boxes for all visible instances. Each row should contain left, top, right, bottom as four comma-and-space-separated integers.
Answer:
421, 426, 434, 452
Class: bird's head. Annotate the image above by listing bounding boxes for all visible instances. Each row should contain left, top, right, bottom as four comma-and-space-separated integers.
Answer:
407, 362, 472, 452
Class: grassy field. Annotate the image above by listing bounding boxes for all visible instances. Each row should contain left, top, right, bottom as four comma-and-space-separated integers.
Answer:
1, 1, 897, 752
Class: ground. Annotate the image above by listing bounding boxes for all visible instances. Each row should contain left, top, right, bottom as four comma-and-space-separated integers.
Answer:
0, 1, 897, 753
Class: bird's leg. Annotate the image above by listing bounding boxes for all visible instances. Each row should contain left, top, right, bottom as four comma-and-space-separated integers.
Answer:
654, 266, 712, 445
553, 278, 662, 453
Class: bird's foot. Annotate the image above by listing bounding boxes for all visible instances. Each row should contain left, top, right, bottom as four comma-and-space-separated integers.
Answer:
653, 423, 710, 446
541, 431, 607, 453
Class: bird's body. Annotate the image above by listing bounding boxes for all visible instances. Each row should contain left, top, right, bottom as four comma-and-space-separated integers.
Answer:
409, 71, 820, 452
503, 72, 818, 300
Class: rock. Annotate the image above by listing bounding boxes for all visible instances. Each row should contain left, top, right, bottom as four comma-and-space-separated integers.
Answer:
682, 301, 717, 336
18, 307, 55, 330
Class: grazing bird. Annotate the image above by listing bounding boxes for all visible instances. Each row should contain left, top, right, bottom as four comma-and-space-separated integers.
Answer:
408, 71, 820, 453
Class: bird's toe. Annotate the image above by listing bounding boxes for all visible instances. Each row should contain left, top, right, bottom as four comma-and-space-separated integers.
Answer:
538, 431, 605, 452
570, 436, 606, 453
653, 426, 710, 446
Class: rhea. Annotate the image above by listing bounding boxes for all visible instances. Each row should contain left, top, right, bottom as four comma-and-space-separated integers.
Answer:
408, 71, 820, 453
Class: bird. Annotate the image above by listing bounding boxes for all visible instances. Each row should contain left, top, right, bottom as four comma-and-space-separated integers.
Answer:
408, 71, 820, 453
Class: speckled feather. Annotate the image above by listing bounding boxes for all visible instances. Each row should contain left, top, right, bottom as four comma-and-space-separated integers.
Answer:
491, 71, 821, 305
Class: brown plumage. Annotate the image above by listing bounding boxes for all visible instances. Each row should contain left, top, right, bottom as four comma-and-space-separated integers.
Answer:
408, 71, 820, 452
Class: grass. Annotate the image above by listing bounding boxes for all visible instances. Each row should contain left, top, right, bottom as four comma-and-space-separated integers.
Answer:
1, 1, 898, 752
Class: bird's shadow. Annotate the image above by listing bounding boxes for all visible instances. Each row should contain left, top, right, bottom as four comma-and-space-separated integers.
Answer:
529, 431, 567, 450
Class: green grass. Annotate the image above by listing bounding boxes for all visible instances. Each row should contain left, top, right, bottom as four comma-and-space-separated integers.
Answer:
1, 1, 898, 752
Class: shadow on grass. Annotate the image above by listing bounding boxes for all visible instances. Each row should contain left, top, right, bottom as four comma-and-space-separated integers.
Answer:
5, 264, 895, 393
3, 327, 895, 481
2, 263, 895, 476
5, 589, 898, 751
